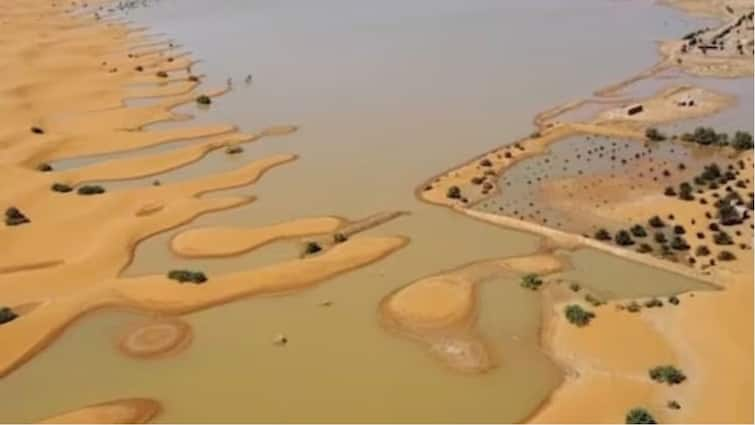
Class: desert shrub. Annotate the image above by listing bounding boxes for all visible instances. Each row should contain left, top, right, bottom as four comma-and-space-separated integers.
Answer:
667, 400, 681, 410
649, 365, 687, 385
630, 224, 647, 238
30, 126, 45, 134
626, 301, 642, 313
167, 270, 207, 284
225, 145, 243, 155
5, 207, 30, 226
637, 243, 653, 253
196, 95, 212, 105
304, 241, 322, 255
648, 215, 665, 228
732, 130, 753, 150
564, 304, 595, 327
36, 163, 53, 172
188, 75, 200, 82
446, 186, 461, 199
333, 233, 348, 243
585, 294, 603, 307
645, 127, 666, 141
695, 245, 711, 256
713, 231, 733, 245
594, 228, 612, 241
668, 295, 680, 305
569, 283, 581, 292
134, 65, 143, 72
664, 186, 677, 196
479, 158, 493, 167
77, 185, 105, 195
701, 163, 722, 181
470, 176, 484, 185
678, 182, 694, 201
626, 408, 656, 424
718, 203, 742, 225
654, 232, 667, 244
670, 236, 690, 251
520, 273, 543, 290
156, 70, 168, 78
644, 298, 663, 308
672, 224, 685, 235
615, 230, 634, 246
0, 307, 18, 325
717, 250, 736, 261
51, 183, 72, 193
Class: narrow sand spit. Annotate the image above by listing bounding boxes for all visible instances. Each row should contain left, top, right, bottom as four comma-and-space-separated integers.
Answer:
0, 0, 407, 393
380, 254, 565, 373
38, 398, 161, 424
415, 0, 753, 422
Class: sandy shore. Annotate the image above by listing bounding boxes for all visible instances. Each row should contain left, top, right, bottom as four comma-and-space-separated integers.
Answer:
416, 0, 754, 422
0, 0, 408, 397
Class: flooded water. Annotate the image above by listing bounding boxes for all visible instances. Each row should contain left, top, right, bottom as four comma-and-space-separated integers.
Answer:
0, 1, 730, 423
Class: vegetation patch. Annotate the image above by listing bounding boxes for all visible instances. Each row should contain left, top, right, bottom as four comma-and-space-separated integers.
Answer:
5, 207, 30, 226
77, 185, 106, 195
626, 408, 657, 424
564, 304, 595, 327
645, 127, 666, 141
51, 183, 73, 193
520, 273, 543, 290
649, 365, 686, 385
167, 270, 208, 284
446, 186, 461, 199
36, 163, 53, 172
196, 94, 212, 105
304, 241, 322, 255
0, 307, 18, 325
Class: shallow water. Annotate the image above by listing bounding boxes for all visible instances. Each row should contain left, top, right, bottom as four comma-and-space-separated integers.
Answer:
0, 1, 731, 423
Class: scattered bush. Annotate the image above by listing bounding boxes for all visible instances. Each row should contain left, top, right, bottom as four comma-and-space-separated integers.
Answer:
156, 70, 168, 78
51, 183, 72, 193
594, 228, 612, 241
304, 241, 322, 255
167, 269, 207, 284
718, 202, 742, 225
667, 400, 681, 410
678, 182, 694, 201
695, 245, 710, 256
77, 185, 106, 195
717, 250, 736, 261
569, 283, 581, 292
446, 186, 461, 199
615, 230, 634, 246
668, 295, 680, 305
654, 232, 667, 244
637, 243, 653, 253
564, 304, 595, 327
225, 145, 243, 155
649, 365, 687, 385
479, 158, 492, 167
648, 215, 665, 228
626, 301, 642, 313
732, 130, 753, 150
470, 176, 484, 185
630, 224, 647, 238
188, 75, 200, 82
673, 225, 686, 235
520, 273, 544, 290
644, 298, 663, 308
36, 163, 53, 172
664, 186, 677, 197
5, 207, 30, 226
196, 95, 212, 105
670, 236, 690, 251
333, 233, 348, 243
713, 231, 733, 245
0, 307, 18, 325
645, 127, 666, 141
30, 126, 45, 135
626, 408, 657, 424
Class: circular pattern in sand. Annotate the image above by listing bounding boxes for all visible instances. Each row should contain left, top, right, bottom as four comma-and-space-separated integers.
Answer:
118, 319, 192, 359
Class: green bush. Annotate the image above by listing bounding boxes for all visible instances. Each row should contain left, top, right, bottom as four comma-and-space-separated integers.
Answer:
0, 307, 18, 325
668, 295, 680, 305
626, 408, 657, 424
5, 207, 30, 226
645, 127, 666, 141
196, 95, 212, 105
594, 228, 612, 241
520, 273, 544, 290
615, 230, 634, 246
649, 365, 686, 385
446, 186, 461, 199
585, 294, 603, 307
695, 245, 710, 256
654, 232, 667, 244
732, 131, 753, 150
569, 283, 581, 292
564, 304, 595, 327
37, 163, 53, 172
713, 231, 733, 245
156, 70, 168, 78
670, 236, 690, 251
167, 270, 207, 284
77, 185, 106, 195
644, 298, 663, 308
630, 224, 647, 238
51, 183, 73, 193
648, 215, 665, 228
304, 241, 322, 255
718, 203, 742, 225
717, 250, 736, 261
626, 301, 641, 313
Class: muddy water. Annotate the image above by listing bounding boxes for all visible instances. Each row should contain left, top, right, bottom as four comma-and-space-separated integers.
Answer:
0, 1, 727, 423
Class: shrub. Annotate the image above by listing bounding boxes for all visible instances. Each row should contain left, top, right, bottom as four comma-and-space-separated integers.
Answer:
188, 75, 200, 82
156, 70, 168, 78
667, 400, 681, 410
520, 273, 543, 290
5, 207, 30, 226
594, 228, 612, 241
225, 145, 243, 155
479, 158, 492, 167
732, 130, 753, 150
569, 283, 581, 292
30, 126, 45, 135
626, 301, 641, 313
717, 250, 736, 261
167, 270, 207, 284
637, 243, 653, 253
196, 95, 212, 105
654, 232, 667, 244
0, 307, 18, 325
670, 236, 690, 251
644, 298, 663, 308
672, 225, 685, 235
564, 304, 595, 327
625, 408, 656, 424
304, 241, 322, 255
446, 186, 461, 199
470, 176, 484, 185
615, 230, 634, 246
701, 163, 722, 181
649, 365, 687, 385
713, 231, 733, 245
333, 233, 348, 243
645, 127, 666, 141
695, 245, 711, 256
77, 185, 106, 195
678, 182, 694, 201
585, 294, 603, 306
648, 215, 665, 228
664, 186, 676, 196
630, 224, 647, 238
718, 203, 742, 225
668, 295, 680, 305
51, 183, 72, 193
36, 163, 53, 172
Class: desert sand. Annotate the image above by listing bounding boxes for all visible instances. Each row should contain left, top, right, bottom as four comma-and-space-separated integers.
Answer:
38, 398, 161, 424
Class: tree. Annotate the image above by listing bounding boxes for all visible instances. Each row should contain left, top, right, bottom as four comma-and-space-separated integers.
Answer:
520, 273, 543, 290
732, 131, 753, 150
630, 224, 648, 238
446, 186, 461, 199
649, 365, 687, 385
648, 215, 665, 228
615, 230, 634, 246
626, 408, 656, 424
167, 270, 207, 284
645, 127, 666, 141
594, 228, 612, 241
77, 185, 106, 195
304, 241, 322, 255
564, 304, 595, 327
196, 95, 212, 105
0, 307, 18, 325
